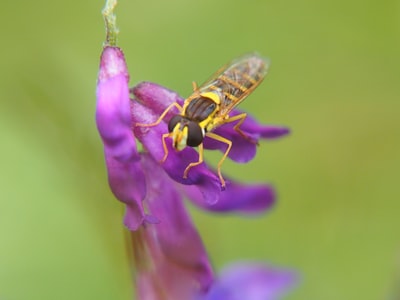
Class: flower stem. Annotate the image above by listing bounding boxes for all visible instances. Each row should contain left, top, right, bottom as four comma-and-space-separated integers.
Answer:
102, 0, 119, 47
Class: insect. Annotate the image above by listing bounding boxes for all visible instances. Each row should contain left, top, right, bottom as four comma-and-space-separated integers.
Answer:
136, 53, 269, 188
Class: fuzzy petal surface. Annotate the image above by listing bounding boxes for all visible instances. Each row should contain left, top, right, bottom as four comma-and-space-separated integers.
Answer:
132, 81, 184, 115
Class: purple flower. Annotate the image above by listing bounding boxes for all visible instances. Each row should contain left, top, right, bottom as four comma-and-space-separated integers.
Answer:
130, 153, 214, 299
96, 48, 288, 228
96, 45, 295, 299
129, 153, 297, 300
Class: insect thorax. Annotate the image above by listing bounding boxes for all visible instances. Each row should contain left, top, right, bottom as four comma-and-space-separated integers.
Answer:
183, 92, 221, 130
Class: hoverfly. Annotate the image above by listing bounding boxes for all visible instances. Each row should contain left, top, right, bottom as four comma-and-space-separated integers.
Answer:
136, 53, 269, 188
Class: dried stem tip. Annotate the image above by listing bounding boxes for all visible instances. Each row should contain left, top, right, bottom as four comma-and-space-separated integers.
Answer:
102, 0, 119, 46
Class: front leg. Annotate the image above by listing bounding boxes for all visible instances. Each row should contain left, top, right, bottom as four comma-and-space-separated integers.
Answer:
135, 102, 183, 128
160, 132, 171, 163
183, 143, 204, 178
203, 132, 233, 188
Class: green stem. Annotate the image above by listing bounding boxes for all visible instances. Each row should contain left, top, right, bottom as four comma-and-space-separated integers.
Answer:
102, 0, 119, 46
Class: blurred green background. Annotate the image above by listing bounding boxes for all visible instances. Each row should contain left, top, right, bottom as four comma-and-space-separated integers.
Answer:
1, 0, 399, 299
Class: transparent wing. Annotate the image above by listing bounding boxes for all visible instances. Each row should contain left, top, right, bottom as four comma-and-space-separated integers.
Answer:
198, 53, 269, 116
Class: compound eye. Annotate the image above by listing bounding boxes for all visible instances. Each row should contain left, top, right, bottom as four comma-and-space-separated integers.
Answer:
186, 121, 204, 147
168, 115, 182, 133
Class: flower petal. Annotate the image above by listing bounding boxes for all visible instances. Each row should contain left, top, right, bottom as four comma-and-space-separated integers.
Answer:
184, 179, 275, 215
104, 152, 148, 230
203, 262, 298, 300
205, 109, 290, 163
230, 109, 291, 140
131, 100, 222, 203
133, 154, 214, 300
96, 46, 148, 230
132, 81, 185, 115
96, 47, 137, 161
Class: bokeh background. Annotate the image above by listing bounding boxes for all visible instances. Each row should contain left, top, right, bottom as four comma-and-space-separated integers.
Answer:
1, 0, 399, 299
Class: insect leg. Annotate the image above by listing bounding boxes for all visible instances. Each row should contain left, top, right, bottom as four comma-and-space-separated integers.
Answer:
223, 113, 258, 145
183, 143, 204, 179
160, 132, 172, 163
135, 102, 183, 128
204, 132, 232, 188
192, 81, 199, 91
